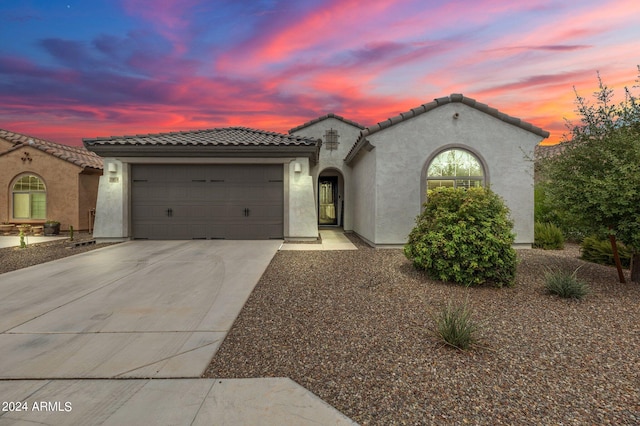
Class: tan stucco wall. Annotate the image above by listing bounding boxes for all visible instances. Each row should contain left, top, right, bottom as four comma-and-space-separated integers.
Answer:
0, 145, 94, 230
78, 171, 101, 230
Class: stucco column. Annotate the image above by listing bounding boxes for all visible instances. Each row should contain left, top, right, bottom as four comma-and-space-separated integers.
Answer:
93, 159, 130, 240
286, 158, 318, 240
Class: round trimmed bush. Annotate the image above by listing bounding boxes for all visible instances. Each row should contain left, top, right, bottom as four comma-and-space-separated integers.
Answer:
404, 187, 517, 287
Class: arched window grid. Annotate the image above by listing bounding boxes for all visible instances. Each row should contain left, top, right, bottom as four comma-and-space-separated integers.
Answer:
11, 174, 47, 220
426, 148, 485, 191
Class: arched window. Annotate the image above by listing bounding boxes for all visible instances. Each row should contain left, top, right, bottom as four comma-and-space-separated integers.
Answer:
427, 148, 484, 190
12, 175, 47, 220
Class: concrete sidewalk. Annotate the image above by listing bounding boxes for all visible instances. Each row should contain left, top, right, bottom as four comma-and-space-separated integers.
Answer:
0, 235, 67, 248
0, 378, 356, 425
0, 240, 357, 425
280, 228, 357, 251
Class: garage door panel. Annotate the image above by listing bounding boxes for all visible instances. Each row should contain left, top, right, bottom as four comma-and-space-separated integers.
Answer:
131, 164, 283, 240
225, 224, 281, 240
188, 224, 208, 239
132, 204, 168, 219
191, 206, 210, 218
208, 205, 231, 218
158, 224, 190, 240
186, 183, 211, 200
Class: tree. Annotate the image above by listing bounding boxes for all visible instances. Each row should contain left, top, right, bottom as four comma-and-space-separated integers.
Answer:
540, 67, 640, 283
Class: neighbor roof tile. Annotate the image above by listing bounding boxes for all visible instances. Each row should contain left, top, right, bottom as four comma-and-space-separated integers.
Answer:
0, 129, 103, 170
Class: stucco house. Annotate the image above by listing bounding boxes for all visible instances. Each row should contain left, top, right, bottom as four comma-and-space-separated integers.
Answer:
84, 94, 549, 247
0, 129, 103, 231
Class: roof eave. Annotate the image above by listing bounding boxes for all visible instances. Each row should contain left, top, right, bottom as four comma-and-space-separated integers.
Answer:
289, 113, 366, 134
84, 144, 320, 163
344, 94, 550, 163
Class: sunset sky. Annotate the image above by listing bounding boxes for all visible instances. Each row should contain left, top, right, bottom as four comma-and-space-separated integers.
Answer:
1, 0, 639, 146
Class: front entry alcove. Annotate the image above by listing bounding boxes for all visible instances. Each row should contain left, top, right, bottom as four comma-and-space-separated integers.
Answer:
318, 169, 344, 227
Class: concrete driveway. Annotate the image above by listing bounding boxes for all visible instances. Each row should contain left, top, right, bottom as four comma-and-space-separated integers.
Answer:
0, 240, 357, 425
0, 240, 280, 379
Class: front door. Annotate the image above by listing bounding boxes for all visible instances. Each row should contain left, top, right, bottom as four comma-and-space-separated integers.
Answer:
318, 176, 338, 225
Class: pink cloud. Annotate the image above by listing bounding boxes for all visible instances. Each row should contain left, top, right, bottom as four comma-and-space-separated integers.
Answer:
120, 0, 201, 54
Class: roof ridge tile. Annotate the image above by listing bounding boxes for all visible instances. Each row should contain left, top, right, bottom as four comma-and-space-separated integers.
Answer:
344, 93, 550, 164
288, 113, 366, 134
83, 126, 318, 149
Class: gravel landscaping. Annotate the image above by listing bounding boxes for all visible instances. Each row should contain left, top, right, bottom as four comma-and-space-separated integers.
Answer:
204, 236, 640, 425
2, 232, 637, 424
0, 233, 117, 275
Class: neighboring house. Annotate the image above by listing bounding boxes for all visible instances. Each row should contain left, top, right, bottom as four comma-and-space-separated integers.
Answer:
0, 129, 103, 231
84, 94, 549, 247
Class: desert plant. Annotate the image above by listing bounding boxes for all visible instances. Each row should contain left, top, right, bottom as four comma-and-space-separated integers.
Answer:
544, 267, 589, 299
534, 222, 565, 250
69, 225, 74, 241
19, 229, 27, 249
581, 236, 631, 268
432, 299, 480, 350
404, 186, 517, 287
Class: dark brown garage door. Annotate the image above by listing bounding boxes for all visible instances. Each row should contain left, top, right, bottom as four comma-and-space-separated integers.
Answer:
131, 164, 283, 240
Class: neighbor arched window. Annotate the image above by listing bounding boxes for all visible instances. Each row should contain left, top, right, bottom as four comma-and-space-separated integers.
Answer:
12, 175, 47, 220
426, 148, 484, 190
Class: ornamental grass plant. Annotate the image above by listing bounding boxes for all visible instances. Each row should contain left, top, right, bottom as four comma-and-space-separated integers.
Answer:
432, 298, 481, 350
544, 267, 589, 300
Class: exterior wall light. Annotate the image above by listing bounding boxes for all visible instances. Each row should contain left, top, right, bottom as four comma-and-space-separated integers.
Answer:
294, 162, 302, 173
108, 162, 118, 173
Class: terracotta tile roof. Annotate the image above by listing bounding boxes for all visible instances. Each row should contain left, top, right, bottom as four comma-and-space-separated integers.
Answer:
288, 113, 366, 134
84, 127, 318, 147
345, 94, 550, 164
0, 128, 103, 170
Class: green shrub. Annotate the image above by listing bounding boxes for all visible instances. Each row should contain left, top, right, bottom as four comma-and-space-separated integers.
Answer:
534, 221, 565, 250
534, 183, 588, 242
404, 187, 517, 287
534, 183, 559, 224
432, 299, 480, 350
580, 236, 631, 268
544, 268, 589, 299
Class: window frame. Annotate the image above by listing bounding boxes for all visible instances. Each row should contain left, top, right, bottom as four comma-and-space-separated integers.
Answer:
11, 174, 47, 220
324, 128, 339, 150
421, 145, 488, 207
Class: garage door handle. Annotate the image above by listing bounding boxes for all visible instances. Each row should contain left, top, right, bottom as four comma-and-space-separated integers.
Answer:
244, 208, 250, 217
167, 208, 173, 217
